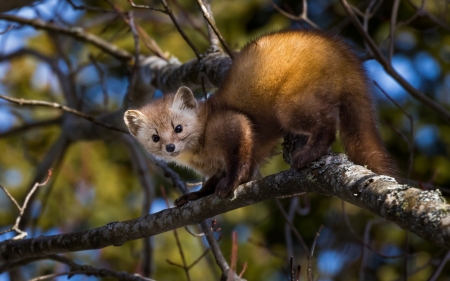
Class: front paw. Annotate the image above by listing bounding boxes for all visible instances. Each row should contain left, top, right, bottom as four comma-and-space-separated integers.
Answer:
174, 194, 190, 207
291, 149, 310, 170
215, 178, 234, 198
174, 192, 202, 207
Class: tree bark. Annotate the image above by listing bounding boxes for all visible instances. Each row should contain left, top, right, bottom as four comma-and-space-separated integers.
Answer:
2, 154, 449, 264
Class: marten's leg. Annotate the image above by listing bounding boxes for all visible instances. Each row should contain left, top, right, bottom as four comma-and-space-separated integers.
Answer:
276, 92, 339, 169
174, 174, 222, 207
215, 114, 255, 198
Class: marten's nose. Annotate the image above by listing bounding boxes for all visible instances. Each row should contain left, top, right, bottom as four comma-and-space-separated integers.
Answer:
166, 143, 175, 153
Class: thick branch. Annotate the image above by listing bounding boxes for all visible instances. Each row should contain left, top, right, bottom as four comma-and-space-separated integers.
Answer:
137, 53, 231, 93
2, 154, 449, 262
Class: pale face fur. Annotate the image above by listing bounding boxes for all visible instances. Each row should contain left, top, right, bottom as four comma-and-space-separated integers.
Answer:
124, 87, 204, 169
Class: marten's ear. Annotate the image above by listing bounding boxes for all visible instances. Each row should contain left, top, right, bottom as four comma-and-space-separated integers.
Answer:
172, 86, 197, 110
124, 110, 146, 137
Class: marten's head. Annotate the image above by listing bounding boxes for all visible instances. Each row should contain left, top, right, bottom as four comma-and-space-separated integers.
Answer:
124, 86, 203, 162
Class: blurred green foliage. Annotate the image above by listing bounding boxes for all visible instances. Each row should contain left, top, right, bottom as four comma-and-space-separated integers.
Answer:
0, 0, 449, 280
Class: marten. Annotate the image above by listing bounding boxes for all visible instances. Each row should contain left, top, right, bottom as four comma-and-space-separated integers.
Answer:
124, 30, 397, 206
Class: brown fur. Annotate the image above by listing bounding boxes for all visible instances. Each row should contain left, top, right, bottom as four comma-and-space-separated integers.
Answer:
124, 30, 397, 206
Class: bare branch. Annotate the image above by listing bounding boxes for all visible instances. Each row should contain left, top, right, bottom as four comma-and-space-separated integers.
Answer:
389, 0, 401, 61
428, 250, 450, 281
339, 0, 450, 124
404, 0, 450, 32
66, 0, 117, 13
160, 186, 191, 281
374, 81, 415, 181
88, 55, 109, 108
275, 199, 310, 258
0, 14, 132, 61
195, 0, 234, 58
46, 255, 154, 281
307, 225, 323, 281
239, 262, 248, 278
3, 154, 449, 263
121, 134, 155, 277
150, 152, 237, 279
105, 0, 167, 59
227, 231, 238, 281
0, 24, 15, 34
0, 186, 21, 213
284, 198, 298, 260
128, 0, 202, 60
342, 201, 409, 260
197, 0, 220, 52
268, 0, 320, 29
0, 94, 129, 133
0, 170, 52, 240
127, 0, 167, 14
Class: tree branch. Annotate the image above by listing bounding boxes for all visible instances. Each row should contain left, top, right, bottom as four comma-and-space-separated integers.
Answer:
0, 117, 62, 138
195, 0, 233, 58
0, 94, 129, 134
0, 14, 132, 61
137, 52, 231, 93
2, 154, 449, 263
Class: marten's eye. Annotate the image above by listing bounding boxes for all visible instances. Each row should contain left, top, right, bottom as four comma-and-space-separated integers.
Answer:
152, 135, 160, 142
175, 125, 183, 133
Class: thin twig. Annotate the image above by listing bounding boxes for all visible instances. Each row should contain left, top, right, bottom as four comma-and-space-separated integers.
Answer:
66, 0, 117, 13
359, 218, 385, 281
403, 230, 409, 280
0, 94, 128, 134
296, 194, 311, 216
107, 0, 167, 59
339, 0, 450, 124
127, 0, 167, 13
127, 10, 141, 105
285, 198, 298, 260
187, 247, 211, 270
184, 226, 205, 237
227, 231, 238, 281
290, 257, 294, 281
342, 201, 410, 259
389, 0, 401, 61
238, 262, 247, 278
185, 220, 222, 236
195, 0, 233, 58
404, 0, 450, 32
275, 199, 310, 259
0, 170, 52, 240
296, 264, 301, 281
88, 55, 109, 108
307, 225, 323, 281
122, 135, 155, 277
0, 14, 132, 61
196, 0, 224, 53
160, 186, 191, 281
428, 250, 450, 281
374, 81, 415, 181
128, 0, 202, 60
31, 255, 155, 281
268, 0, 320, 29
0, 25, 15, 35
172, 0, 209, 41
186, 182, 203, 187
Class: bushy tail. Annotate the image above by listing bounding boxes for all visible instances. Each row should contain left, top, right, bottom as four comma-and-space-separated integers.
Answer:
339, 83, 398, 178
